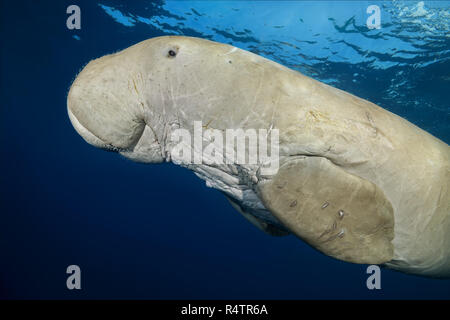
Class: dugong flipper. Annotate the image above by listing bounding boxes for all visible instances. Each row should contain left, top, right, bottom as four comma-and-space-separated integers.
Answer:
67, 36, 450, 278
226, 195, 291, 237
258, 156, 394, 264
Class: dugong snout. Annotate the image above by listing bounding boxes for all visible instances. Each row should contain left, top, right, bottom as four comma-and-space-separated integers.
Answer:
68, 55, 146, 153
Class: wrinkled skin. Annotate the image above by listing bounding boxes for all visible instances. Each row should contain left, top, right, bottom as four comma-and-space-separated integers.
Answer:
68, 36, 450, 278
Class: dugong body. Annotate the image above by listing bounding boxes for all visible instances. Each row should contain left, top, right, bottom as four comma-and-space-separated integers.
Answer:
68, 36, 450, 278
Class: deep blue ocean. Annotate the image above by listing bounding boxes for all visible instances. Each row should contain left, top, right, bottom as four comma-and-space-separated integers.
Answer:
1, 0, 449, 299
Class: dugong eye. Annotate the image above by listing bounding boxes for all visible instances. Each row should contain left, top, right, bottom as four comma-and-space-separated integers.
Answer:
168, 50, 177, 57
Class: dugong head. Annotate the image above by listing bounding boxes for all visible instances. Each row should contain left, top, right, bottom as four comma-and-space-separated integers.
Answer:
68, 36, 251, 163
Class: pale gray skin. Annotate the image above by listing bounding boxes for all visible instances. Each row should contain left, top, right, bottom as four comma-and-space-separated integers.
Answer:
68, 36, 450, 278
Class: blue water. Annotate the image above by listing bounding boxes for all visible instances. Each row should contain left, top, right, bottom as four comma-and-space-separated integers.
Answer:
0, 0, 449, 299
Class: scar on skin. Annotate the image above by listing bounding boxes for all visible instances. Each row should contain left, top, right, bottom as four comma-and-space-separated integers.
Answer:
133, 79, 139, 95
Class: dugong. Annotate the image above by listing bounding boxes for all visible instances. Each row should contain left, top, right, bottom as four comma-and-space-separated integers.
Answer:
67, 36, 450, 278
